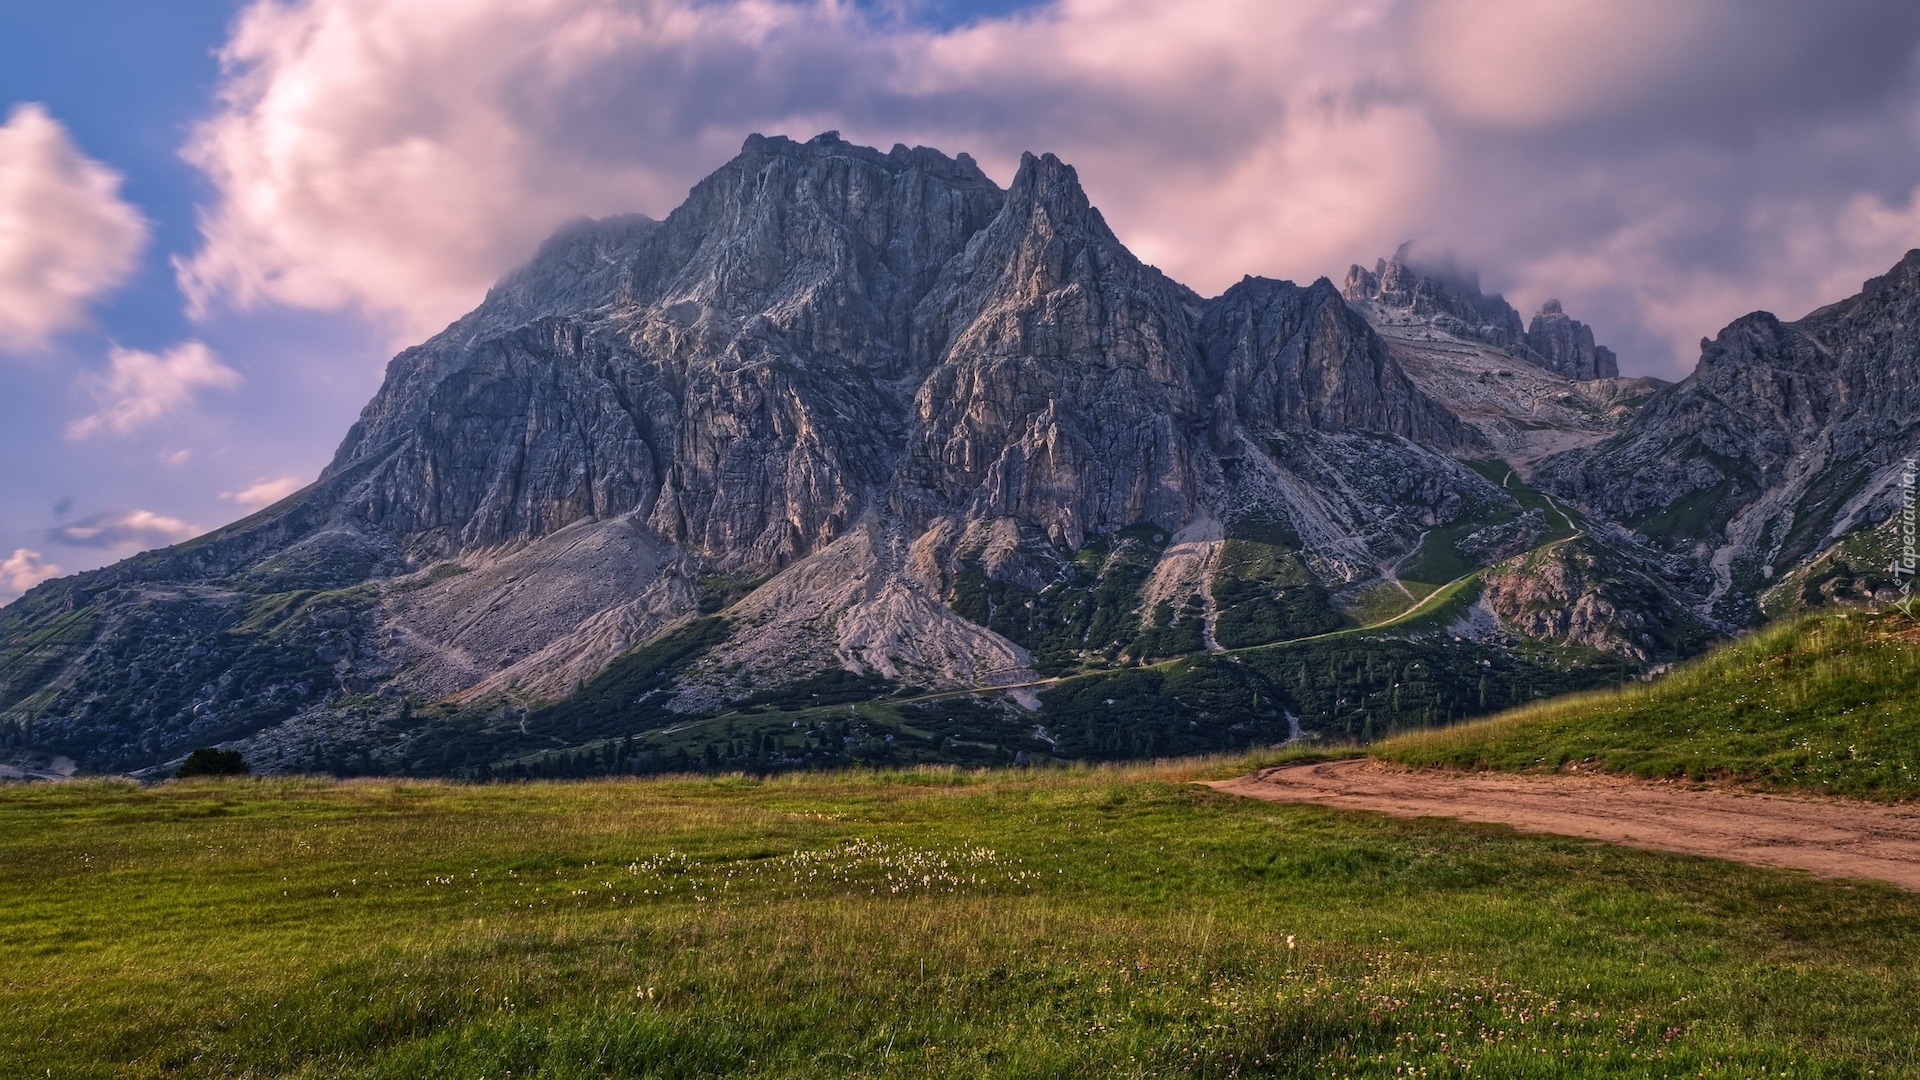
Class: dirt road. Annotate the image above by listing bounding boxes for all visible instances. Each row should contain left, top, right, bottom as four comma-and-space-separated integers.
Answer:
1210, 758, 1920, 891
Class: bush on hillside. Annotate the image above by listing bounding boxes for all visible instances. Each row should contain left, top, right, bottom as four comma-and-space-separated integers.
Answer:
176, 748, 248, 778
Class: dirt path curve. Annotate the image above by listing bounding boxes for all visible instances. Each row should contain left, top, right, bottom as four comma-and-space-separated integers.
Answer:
1210, 758, 1920, 891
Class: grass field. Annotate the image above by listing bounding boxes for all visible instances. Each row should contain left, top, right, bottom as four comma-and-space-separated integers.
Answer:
5, 756, 1919, 1077
1376, 608, 1920, 801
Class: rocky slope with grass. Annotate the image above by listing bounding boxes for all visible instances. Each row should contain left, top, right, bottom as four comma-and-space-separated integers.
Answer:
2, 133, 1916, 778
1539, 251, 1920, 624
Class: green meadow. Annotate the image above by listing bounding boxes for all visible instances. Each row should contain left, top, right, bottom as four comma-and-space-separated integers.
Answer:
5, 757, 1918, 1077
1377, 608, 1920, 801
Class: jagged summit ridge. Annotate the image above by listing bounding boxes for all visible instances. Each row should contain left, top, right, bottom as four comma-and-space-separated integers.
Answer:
1344, 244, 1618, 379
322, 136, 1461, 565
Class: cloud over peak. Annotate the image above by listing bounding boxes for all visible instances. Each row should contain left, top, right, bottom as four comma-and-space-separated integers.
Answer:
0, 103, 148, 352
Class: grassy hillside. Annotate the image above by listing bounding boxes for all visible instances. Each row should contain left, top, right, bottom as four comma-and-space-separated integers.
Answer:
4, 763, 1919, 1077
1377, 608, 1920, 800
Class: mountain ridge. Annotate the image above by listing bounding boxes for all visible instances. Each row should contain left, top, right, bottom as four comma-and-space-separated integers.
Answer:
3, 132, 1914, 778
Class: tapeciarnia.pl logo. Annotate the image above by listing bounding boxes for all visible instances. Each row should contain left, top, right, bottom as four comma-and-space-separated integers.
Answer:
1897, 456, 1917, 617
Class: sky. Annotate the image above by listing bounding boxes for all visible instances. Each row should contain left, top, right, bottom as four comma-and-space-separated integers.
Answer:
4, 0, 1920, 601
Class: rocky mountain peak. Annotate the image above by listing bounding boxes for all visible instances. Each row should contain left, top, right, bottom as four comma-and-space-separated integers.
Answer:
1005, 151, 1098, 229
1345, 247, 1621, 380
4, 131, 1723, 782
1540, 248, 1920, 621
899, 147, 1206, 545
1199, 274, 1467, 449
1526, 298, 1619, 380
477, 213, 659, 332
1343, 243, 1528, 351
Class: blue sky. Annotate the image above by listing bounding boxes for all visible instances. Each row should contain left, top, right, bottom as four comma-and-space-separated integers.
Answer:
4, 0, 1920, 600
0, 1, 388, 597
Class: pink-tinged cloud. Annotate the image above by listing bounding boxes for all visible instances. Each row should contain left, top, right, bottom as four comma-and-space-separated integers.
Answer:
67, 340, 243, 439
0, 104, 148, 352
177, 0, 1920, 376
47, 508, 201, 551
0, 548, 62, 602
220, 474, 307, 511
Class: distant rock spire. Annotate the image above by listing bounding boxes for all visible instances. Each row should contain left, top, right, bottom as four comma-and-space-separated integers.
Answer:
1525, 299, 1619, 379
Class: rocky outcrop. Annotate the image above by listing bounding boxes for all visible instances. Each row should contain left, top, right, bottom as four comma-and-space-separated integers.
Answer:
1479, 538, 1709, 661
1525, 299, 1619, 379
1345, 246, 1622, 382
1199, 276, 1467, 450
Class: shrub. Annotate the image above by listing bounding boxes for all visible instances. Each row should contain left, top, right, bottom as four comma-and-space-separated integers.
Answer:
176, 748, 248, 778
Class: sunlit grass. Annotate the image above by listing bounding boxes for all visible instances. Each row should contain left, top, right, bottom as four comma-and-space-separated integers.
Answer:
4, 752, 1918, 1077
1376, 607, 1920, 799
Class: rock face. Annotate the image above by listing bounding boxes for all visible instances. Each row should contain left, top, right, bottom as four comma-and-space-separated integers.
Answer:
331, 133, 1007, 565
1539, 250, 1920, 619
1201, 276, 1466, 450
900, 152, 1206, 546
1525, 300, 1619, 380
5, 133, 1914, 778
1478, 537, 1710, 661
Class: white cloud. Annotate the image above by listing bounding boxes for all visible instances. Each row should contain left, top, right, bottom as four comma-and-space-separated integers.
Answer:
0, 103, 148, 352
0, 548, 62, 602
176, 0, 1920, 376
67, 340, 242, 438
47, 508, 201, 550
177, 0, 811, 341
221, 474, 306, 511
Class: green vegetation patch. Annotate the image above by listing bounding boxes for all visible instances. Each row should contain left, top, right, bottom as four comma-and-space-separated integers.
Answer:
1130, 596, 1206, 660
952, 524, 1171, 675
1397, 461, 1578, 589
4, 585, 377, 772
0, 604, 97, 715
1762, 518, 1906, 618
1629, 481, 1734, 542
1378, 608, 1920, 800
3, 767, 1917, 1076
695, 571, 770, 615
1210, 540, 1345, 649
1042, 632, 1633, 750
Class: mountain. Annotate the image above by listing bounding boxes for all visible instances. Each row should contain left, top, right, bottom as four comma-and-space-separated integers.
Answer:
1538, 250, 1920, 622
1, 133, 1912, 779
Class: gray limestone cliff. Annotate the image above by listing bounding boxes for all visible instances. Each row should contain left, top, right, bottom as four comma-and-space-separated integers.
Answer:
1525, 300, 1619, 380
900, 152, 1207, 546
